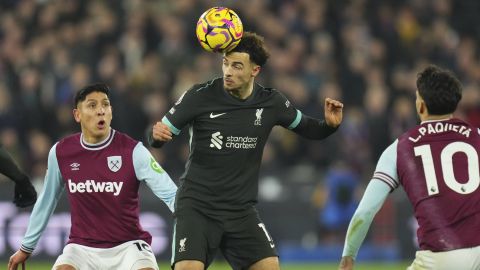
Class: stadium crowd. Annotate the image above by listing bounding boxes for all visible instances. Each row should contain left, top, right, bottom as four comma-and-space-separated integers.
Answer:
1, 0, 480, 255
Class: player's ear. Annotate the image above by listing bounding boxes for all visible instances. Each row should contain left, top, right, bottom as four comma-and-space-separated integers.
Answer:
73, 108, 81, 123
251, 65, 261, 78
419, 100, 428, 115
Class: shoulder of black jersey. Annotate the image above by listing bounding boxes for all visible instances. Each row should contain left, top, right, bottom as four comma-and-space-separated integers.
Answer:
189, 77, 223, 93
255, 83, 278, 96
268, 87, 290, 102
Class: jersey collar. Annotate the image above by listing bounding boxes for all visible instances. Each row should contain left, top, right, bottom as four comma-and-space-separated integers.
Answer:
420, 118, 452, 124
222, 83, 260, 104
80, 129, 115, 151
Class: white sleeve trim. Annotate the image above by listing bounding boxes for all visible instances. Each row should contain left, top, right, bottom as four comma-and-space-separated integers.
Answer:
373, 140, 399, 191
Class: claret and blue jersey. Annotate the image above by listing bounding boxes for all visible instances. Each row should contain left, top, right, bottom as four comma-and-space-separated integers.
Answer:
20, 129, 177, 253
376, 118, 480, 251
343, 118, 480, 260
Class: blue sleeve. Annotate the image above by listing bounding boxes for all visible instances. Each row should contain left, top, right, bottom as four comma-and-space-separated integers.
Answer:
372, 140, 400, 191
341, 140, 399, 259
21, 143, 65, 253
132, 143, 177, 212
341, 179, 391, 259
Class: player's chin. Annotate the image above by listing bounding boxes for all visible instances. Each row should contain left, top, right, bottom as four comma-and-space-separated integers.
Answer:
223, 80, 236, 89
93, 124, 110, 136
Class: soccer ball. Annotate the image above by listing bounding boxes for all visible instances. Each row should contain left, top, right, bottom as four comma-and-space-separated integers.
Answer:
196, 7, 243, 53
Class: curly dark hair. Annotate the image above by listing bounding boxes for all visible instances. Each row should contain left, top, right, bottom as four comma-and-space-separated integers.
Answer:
227, 31, 270, 66
74, 83, 111, 108
416, 65, 462, 115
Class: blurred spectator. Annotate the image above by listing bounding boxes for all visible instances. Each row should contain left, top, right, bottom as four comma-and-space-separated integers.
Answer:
312, 164, 360, 244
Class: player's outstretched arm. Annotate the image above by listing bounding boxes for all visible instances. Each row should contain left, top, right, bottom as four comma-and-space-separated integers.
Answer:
20, 144, 65, 255
289, 98, 343, 140
338, 256, 354, 270
340, 180, 390, 266
149, 121, 173, 148
324, 97, 343, 128
0, 146, 37, 208
8, 250, 30, 270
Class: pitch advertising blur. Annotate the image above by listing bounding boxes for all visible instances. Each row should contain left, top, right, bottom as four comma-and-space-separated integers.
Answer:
0, 202, 172, 260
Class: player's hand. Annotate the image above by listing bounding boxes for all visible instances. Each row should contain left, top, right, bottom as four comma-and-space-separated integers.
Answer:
152, 121, 173, 142
13, 177, 37, 208
8, 250, 30, 270
338, 256, 354, 270
324, 98, 343, 128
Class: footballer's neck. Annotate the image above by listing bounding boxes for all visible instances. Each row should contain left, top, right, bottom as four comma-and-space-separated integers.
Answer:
227, 80, 255, 100
82, 128, 111, 144
421, 113, 453, 122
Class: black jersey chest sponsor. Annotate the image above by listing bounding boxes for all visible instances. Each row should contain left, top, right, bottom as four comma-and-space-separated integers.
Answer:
205, 107, 269, 150
209, 132, 258, 150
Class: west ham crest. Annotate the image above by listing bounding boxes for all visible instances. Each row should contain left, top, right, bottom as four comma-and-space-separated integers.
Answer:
107, 156, 122, 172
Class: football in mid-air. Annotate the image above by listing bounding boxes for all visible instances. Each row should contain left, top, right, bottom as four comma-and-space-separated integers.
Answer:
196, 7, 243, 53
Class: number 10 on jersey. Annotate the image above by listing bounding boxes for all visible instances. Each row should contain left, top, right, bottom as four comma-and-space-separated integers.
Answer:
414, 142, 480, 196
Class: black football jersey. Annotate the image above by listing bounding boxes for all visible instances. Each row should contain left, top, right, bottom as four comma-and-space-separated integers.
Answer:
163, 78, 301, 213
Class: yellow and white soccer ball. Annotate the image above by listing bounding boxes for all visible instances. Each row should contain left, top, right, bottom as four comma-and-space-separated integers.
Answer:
196, 7, 243, 53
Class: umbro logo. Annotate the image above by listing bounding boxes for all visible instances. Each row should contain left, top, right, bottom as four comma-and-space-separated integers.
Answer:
210, 112, 226, 118
70, 163, 80, 171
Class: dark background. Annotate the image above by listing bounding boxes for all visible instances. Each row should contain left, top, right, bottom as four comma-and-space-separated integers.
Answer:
1, 0, 479, 263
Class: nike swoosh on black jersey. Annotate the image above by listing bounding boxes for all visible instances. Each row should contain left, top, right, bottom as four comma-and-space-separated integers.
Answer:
210, 112, 227, 118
